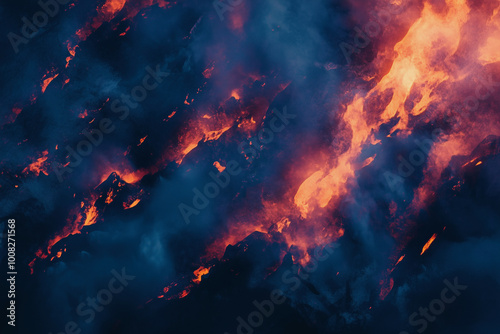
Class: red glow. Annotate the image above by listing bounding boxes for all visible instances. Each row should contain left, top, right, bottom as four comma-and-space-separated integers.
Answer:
421, 233, 438, 255
213, 161, 226, 173
230, 89, 240, 100
24, 0, 500, 312
41, 73, 59, 93
123, 198, 141, 209
202, 63, 214, 78
23, 150, 49, 176
178, 289, 189, 299
380, 278, 394, 300
193, 266, 212, 284
395, 254, 405, 266
137, 136, 148, 146
119, 26, 131, 36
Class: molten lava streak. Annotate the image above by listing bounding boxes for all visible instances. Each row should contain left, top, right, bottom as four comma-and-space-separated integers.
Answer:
421, 233, 438, 255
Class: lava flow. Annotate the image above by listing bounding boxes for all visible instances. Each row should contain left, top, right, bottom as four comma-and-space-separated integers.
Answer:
3, 0, 500, 333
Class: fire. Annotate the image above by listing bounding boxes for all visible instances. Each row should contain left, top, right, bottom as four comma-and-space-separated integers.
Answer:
65, 44, 77, 67
137, 136, 148, 146
298, 0, 466, 219
119, 26, 131, 36
213, 161, 226, 172
202, 63, 215, 78
421, 233, 438, 255
123, 198, 141, 209
274, 217, 290, 233
98, 166, 146, 185
395, 254, 405, 266
75, 0, 127, 41
4, 106, 22, 125
205, 126, 232, 141
32, 195, 100, 265
230, 89, 241, 100
162, 285, 192, 301
287, 1, 500, 292
380, 278, 394, 300
193, 266, 212, 284
41, 73, 59, 93
174, 120, 233, 164
389, 254, 406, 274
77, 0, 174, 42
83, 201, 99, 227
20, 0, 500, 316
101, 0, 127, 16
45, 211, 83, 255
105, 189, 115, 204
171, 0, 500, 305
23, 150, 49, 176
361, 155, 376, 168
166, 111, 176, 119
478, 8, 500, 65
294, 96, 374, 219
178, 289, 190, 299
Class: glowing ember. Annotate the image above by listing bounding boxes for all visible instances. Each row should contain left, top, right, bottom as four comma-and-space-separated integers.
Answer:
23, 150, 49, 176
395, 254, 405, 266
213, 161, 226, 172
202, 63, 214, 78
421, 233, 438, 255
137, 135, 148, 146
123, 198, 141, 209
380, 278, 394, 300
193, 266, 212, 284
83, 202, 99, 227
105, 189, 115, 204
41, 73, 59, 93
230, 89, 241, 100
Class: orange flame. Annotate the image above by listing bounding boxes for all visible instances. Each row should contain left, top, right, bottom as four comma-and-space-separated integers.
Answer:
420, 233, 437, 255
23, 150, 49, 176
193, 266, 212, 284
41, 73, 59, 93
137, 135, 148, 146
213, 161, 226, 172
380, 277, 394, 300
123, 198, 141, 209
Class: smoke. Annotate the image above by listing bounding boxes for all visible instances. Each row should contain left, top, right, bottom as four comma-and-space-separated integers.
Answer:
1, 0, 500, 334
